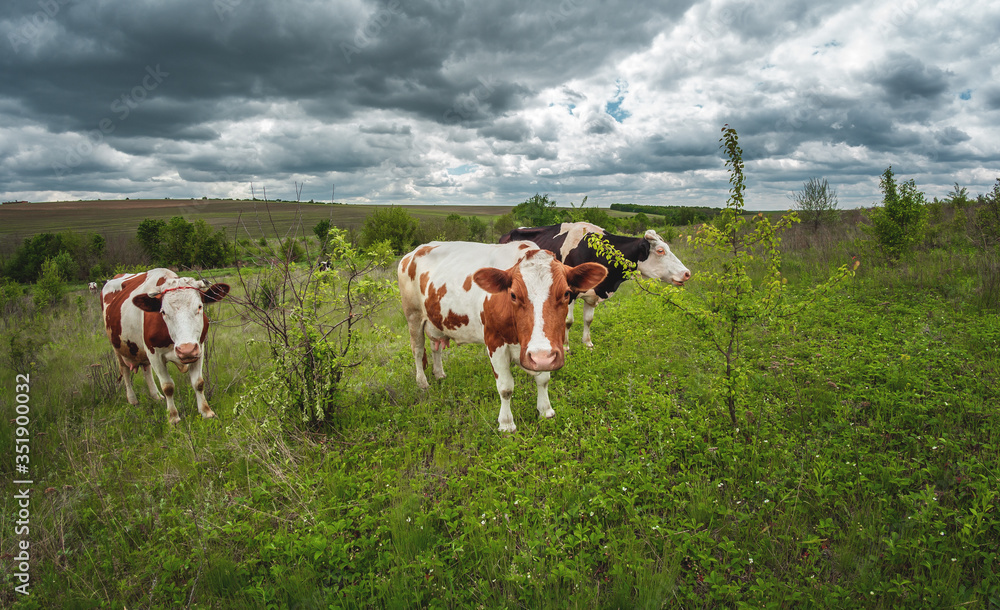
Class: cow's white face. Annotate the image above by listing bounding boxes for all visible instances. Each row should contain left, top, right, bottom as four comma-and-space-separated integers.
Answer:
636, 229, 691, 286
132, 280, 230, 363
476, 249, 607, 372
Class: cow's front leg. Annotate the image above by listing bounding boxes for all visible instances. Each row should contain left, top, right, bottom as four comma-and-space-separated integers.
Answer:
528, 370, 555, 419
489, 347, 517, 433
581, 300, 597, 349
187, 358, 216, 419
564, 301, 575, 352
147, 353, 180, 424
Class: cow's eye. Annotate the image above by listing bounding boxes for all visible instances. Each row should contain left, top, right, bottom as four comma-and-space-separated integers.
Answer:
564, 291, 572, 300
510, 291, 517, 302
656, 248, 665, 255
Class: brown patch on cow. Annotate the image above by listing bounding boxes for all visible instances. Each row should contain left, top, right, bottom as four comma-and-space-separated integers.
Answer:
156, 276, 167, 286
400, 255, 412, 275
443, 310, 469, 330
414, 245, 437, 257
126, 340, 140, 356
424, 282, 448, 330
407, 257, 418, 280
523, 248, 543, 260
196, 378, 205, 392
419, 271, 430, 295
463, 275, 473, 291
518, 243, 531, 250
163, 383, 174, 398
144, 311, 173, 351
199, 313, 209, 344
103, 272, 148, 349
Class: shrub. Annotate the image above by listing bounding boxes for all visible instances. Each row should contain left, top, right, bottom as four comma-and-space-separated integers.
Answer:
866, 166, 928, 261
492, 213, 517, 239
33, 257, 65, 308
790, 177, 839, 233
234, 228, 396, 425
513, 193, 559, 226
360, 207, 417, 254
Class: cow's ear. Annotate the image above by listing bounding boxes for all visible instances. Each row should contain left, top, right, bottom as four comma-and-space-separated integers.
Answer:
202, 283, 230, 303
132, 294, 162, 312
473, 268, 512, 294
565, 262, 607, 293
644, 229, 662, 243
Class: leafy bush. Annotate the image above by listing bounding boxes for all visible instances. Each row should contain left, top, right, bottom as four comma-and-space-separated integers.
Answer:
33, 257, 65, 308
513, 193, 559, 226
234, 228, 396, 425
866, 166, 928, 261
360, 207, 417, 254
493, 213, 516, 238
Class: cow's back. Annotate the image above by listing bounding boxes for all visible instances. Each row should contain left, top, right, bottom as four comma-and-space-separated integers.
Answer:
398, 241, 537, 345
102, 269, 177, 366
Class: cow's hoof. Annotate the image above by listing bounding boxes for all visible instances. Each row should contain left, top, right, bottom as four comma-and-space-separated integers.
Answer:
583, 341, 595, 350
127, 397, 139, 406
498, 422, 517, 433
201, 409, 216, 419
417, 379, 430, 390
541, 409, 556, 419
433, 371, 447, 380
168, 415, 181, 425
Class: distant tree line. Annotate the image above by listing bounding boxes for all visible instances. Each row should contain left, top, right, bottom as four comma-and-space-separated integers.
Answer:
609, 203, 722, 226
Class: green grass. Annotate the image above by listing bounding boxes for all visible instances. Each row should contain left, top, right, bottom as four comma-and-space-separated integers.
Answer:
2, 223, 1000, 608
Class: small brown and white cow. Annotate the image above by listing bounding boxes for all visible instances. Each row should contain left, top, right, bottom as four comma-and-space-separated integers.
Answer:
398, 241, 607, 432
88, 282, 98, 293
101, 269, 229, 424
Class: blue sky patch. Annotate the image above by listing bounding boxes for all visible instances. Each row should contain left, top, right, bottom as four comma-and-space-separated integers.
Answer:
447, 164, 478, 176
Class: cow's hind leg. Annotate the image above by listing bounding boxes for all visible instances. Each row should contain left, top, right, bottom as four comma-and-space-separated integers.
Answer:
141, 364, 164, 401
407, 318, 430, 389
430, 337, 448, 380
117, 356, 139, 406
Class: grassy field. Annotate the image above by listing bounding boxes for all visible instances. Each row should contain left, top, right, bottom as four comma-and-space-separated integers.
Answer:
0, 199, 515, 241
2, 200, 1000, 608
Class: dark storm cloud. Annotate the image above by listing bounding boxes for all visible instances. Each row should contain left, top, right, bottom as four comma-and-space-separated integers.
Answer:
868, 52, 952, 105
1, 0, 998, 207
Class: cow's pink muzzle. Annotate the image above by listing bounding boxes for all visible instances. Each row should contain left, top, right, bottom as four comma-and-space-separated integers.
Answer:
175, 343, 201, 363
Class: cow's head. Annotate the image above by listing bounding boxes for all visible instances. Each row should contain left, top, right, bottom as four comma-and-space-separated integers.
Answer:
474, 249, 606, 371
637, 229, 691, 286
132, 279, 230, 363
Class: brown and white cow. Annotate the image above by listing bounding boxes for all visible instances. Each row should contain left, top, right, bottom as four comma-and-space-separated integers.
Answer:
101, 269, 230, 424
398, 241, 607, 432
88, 282, 98, 293
500, 223, 691, 348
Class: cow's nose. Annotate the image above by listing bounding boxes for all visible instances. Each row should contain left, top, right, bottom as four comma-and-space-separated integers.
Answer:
175, 343, 201, 362
681, 269, 691, 281
527, 349, 561, 371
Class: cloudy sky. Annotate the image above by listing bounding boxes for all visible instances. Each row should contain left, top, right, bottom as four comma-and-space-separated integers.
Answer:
1, 0, 998, 209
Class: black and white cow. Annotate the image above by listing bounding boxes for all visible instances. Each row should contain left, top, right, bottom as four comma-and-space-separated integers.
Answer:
500, 222, 690, 348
